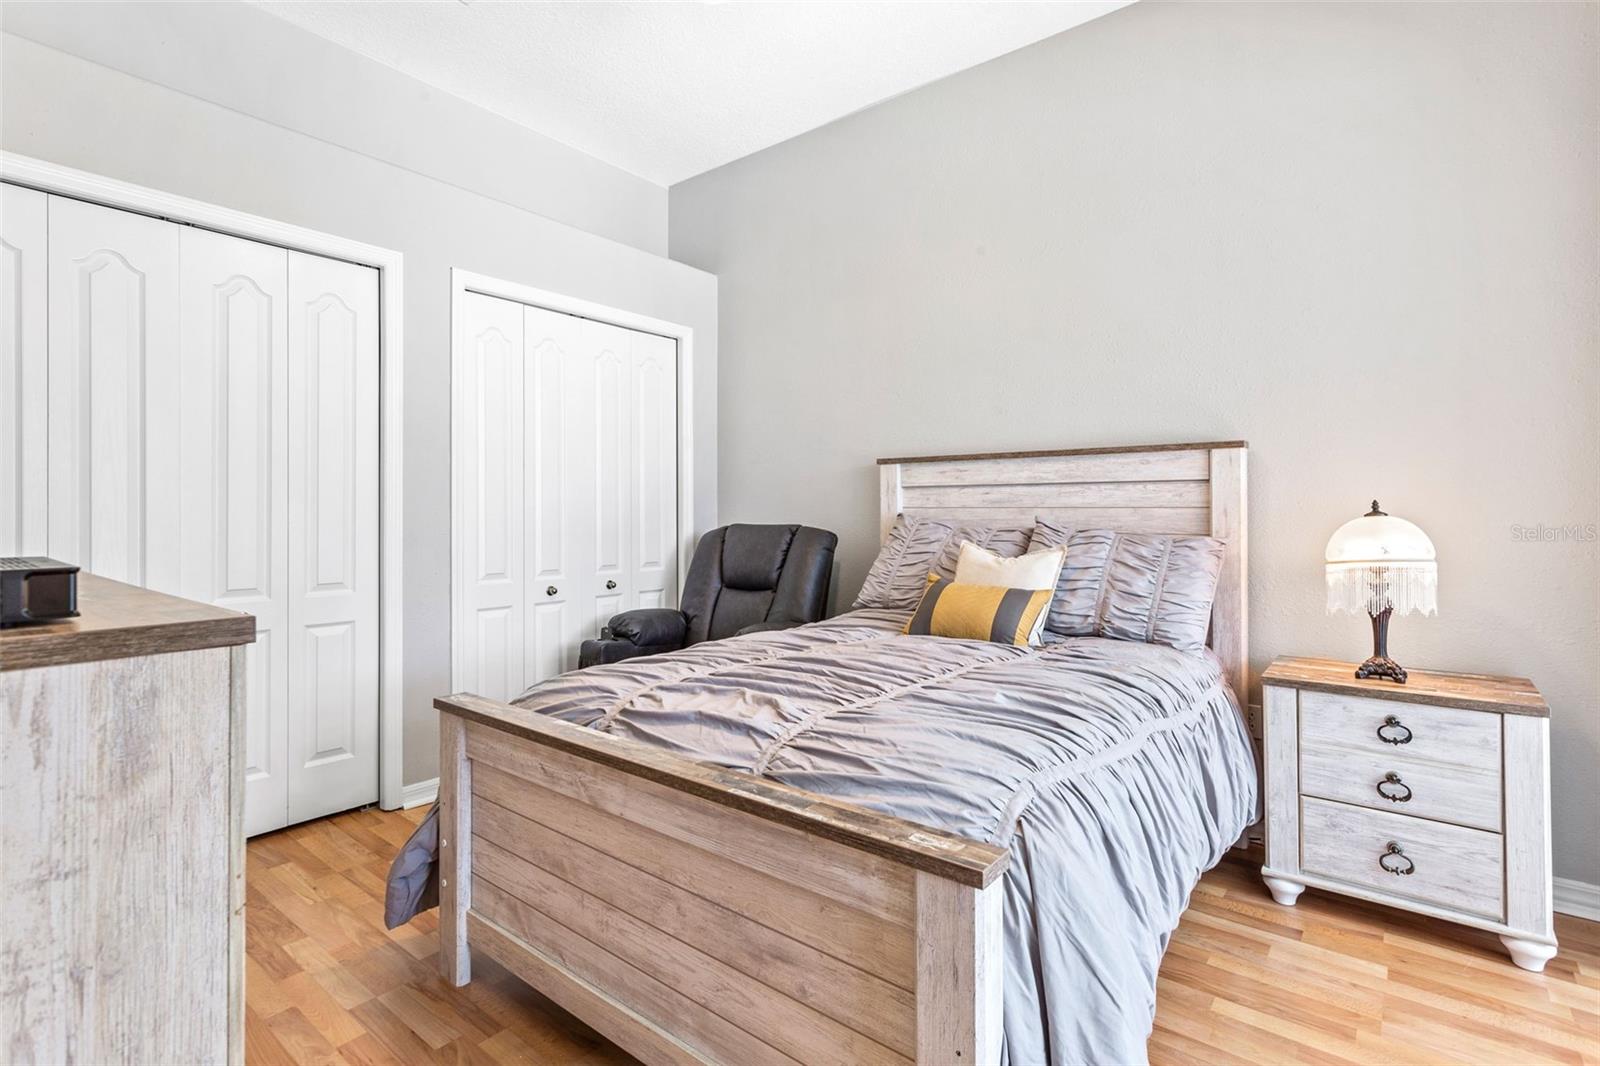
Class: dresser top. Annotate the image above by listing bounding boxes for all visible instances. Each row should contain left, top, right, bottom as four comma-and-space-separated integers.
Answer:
1262, 656, 1548, 717
0, 573, 255, 672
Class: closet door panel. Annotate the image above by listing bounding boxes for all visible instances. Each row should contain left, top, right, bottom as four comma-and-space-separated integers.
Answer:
47, 197, 180, 583
286, 252, 379, 824
523, 305, 585, 681
178, 226, 290, 837
39, 192, 382, 835
630, 332, 678, 612
582, 320, 633, 642
454, 292, 681, 692
457, 293, 525, 701
1, 184, 49, 556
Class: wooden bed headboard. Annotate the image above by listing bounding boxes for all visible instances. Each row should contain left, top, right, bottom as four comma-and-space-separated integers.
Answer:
876, 440, 1250, 702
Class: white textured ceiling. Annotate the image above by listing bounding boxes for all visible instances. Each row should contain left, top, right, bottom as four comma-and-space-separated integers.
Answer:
249, 1, 1133, 186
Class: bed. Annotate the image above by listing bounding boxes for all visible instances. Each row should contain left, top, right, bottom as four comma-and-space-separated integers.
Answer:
427, 440, 1257, 1066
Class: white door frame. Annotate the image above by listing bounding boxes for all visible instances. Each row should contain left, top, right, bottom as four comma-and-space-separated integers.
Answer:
449, 267, 696, 691
0, 152, 409, 811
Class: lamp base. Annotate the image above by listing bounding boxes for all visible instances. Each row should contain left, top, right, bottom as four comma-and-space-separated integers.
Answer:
1356, 607, 1407, 683
1356, 655, 1408, 684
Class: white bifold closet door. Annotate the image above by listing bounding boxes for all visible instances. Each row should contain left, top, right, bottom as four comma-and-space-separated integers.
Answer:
25, 192, 378, 836
457, 293, 677, 700
1, 185, 49, 556
282, 252, 380, 827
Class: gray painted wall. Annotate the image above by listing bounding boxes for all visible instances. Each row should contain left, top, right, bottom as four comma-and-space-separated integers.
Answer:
671, 1, 1599, 883
1, 1, 667, 255
2, 24, 716, 789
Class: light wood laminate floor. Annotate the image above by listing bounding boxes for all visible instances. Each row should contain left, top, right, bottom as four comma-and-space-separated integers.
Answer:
246, 806, 1600, 1065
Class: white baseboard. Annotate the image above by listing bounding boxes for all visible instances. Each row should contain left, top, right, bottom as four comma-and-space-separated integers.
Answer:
1555, 877, 1600, 922
400, 777, 439, 810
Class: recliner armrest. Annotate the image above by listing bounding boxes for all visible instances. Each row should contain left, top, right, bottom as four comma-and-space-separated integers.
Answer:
605, 608, 689, 648
579, 637, 679, 668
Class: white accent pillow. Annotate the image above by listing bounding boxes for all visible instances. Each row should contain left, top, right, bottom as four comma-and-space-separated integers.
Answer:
953, 540, 1066, 591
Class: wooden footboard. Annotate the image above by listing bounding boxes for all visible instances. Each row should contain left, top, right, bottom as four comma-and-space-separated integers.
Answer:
434, 693, 1010, 1066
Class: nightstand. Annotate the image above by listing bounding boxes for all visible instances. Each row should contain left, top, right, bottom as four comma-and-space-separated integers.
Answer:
1260, 656, 1556, 972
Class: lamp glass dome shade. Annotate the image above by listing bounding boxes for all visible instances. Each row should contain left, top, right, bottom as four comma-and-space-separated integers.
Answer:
1324, 506, 1437, 617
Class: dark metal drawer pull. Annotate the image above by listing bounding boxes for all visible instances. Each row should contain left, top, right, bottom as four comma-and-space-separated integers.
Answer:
1376, 772, 1413, 803
606, 580, 617, 590
1379, 841, 1415, 876
546, 586, 558, 597
1376, 715, 1413, 745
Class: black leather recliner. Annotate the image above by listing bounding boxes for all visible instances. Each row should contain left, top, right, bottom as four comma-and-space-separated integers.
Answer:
578, 524, 837, 668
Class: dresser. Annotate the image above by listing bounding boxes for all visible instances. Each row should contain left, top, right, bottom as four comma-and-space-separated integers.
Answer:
1260, 656, 1556, 972
1, 575, 255, 1064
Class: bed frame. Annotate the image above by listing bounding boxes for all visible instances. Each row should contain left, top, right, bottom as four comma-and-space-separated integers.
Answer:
434, 440, 1248, 1065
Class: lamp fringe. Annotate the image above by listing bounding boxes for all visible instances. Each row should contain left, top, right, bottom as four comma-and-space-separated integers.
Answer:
1326, 563, 1437, 616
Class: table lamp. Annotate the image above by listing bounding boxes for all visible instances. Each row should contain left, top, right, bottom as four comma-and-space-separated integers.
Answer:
1324, 501, 1437, 683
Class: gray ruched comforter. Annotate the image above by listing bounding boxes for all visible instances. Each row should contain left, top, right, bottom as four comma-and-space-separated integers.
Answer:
501, 607, 1259, 1066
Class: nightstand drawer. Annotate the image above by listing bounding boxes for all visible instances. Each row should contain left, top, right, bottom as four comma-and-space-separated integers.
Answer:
1301, 797, 1504, 920
1300, 744, 1502, 831
1299, 690, 1500, 774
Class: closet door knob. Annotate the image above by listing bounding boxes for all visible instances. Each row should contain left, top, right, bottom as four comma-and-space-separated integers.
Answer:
546, 586, 558, 597
606, 580, 617, 590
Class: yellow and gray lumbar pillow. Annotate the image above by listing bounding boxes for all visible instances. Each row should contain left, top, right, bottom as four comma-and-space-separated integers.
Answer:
903, 573, 1055, 647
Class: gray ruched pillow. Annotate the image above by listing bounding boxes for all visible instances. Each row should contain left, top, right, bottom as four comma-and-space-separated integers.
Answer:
855, 517, 1033, 610
1027, 522, 1224, 652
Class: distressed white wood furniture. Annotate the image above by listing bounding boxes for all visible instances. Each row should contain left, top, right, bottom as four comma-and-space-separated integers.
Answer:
1260, 656, 1556, 972
0, 574, 255, 1064
437, 693, 1008, 1066
878, 440, 1249, 702
434, 440, 1248, 1064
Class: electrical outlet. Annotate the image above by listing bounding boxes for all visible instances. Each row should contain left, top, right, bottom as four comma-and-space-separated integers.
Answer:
1245, 701, 1264, 739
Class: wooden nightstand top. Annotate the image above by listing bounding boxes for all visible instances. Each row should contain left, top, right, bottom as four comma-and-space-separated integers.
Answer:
1262, 656, 1548, 717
